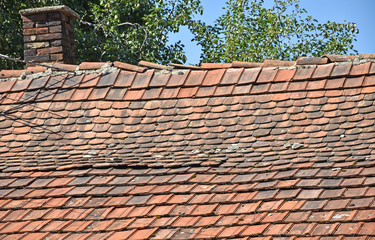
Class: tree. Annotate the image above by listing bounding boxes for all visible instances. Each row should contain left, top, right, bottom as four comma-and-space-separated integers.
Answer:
74, 0, 202, 65
190, 0, 359, 63
0, 0, 202, 69
0, 0, 358, 69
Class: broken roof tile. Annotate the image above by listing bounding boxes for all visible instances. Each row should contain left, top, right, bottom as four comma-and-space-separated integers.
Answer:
142, 88, 163, 100
160, 87, 180, 99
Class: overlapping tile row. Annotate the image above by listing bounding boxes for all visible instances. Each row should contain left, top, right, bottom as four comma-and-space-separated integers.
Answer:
0, 60, 375, 239
1, 88, 375, 171
0, 161, 374, 239
0, 61, 374, 105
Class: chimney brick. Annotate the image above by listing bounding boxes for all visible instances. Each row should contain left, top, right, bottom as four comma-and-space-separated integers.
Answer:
19, 6, 79, 65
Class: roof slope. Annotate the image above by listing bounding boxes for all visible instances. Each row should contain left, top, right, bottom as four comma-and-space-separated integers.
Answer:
0, 56, 374, 239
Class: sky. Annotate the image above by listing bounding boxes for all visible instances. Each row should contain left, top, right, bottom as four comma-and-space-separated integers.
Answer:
169, 0, 375, 65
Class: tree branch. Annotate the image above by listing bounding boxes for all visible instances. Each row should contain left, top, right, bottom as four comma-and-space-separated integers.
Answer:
0, 54, 75, 72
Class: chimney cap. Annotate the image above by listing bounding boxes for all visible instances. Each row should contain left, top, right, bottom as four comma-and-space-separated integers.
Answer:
19, 5, 80, 20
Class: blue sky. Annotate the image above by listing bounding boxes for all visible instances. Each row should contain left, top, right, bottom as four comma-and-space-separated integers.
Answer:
169, 0, 375, 65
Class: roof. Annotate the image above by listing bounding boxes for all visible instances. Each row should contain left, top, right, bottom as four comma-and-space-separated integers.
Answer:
0, 55, 374, 239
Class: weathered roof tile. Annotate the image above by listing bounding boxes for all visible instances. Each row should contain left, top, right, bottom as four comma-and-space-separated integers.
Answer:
0, 55, 375, 239
113, 61, 146, 73
130, 70, 154, 89
79, 62, 109, 70
257, 68, 277, 83
202, 69, 225, 86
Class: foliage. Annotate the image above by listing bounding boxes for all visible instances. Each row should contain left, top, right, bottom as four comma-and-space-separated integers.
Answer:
0, 0, 202, 69
75, 0, 202, 64
190, 0, 359, 63
0, 0, 359, 69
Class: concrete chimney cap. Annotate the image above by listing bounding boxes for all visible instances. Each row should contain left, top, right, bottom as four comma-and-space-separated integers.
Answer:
19, 5, 80, 20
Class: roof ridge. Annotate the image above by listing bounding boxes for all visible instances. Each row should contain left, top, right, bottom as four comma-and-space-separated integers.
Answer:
0, 60, 374, 105
2, 53, 375, 80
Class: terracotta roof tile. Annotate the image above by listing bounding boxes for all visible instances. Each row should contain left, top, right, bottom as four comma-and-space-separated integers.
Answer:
312, 63, 334, 79
139, 61, 168, 70
257, 68, 277, 83
61, 75, 83, 88
130, 70, 154, 89
0, 70, 26, 78
113, 61, 146, 73
331, 63, 352, 77
177, 87, 198, 98
167, 71, 189, 87
201, 63, 231, 69
202, 69, 225, 86
0, 55, 375, 238
26, 66, 48, 74
297, 56, 329, 65
88, 87, 110, 100
219, 68, 243, 85
124, 89, 145, 100
11, 78, 32, 92
79, 62, 109, 70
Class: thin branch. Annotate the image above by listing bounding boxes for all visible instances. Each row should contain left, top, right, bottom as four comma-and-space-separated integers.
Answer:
80, 20, 96, 27
80, 17, 148, 56
117, 22, 137, 27
0, 54, 75, 72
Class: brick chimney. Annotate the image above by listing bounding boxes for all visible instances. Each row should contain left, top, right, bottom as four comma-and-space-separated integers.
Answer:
19, 6, 79, 65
